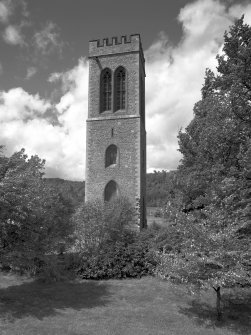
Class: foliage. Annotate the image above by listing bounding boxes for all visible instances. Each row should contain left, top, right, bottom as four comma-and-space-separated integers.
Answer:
72, 196, 137, 254
156, 209, 250, 286
160, 17, 251, 319
72, 197, 159, 279
146, 170, 177, 207
44, 178, 85, 211
77, 230, 157, 279
0, 148, 73, 271
177, 16, 251, 214
172, 16, 251, 223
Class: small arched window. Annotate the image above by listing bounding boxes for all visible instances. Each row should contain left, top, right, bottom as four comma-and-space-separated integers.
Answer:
105, 144, 118, 167
114, 67, 126, 111
100, 68, 112, 112
104, 180, 119, 202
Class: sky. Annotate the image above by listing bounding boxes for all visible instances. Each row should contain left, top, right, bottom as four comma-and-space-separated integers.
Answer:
0, 0, 251, 181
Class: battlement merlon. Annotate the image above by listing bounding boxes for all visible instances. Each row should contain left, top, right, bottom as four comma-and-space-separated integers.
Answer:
89, 34, 145, 62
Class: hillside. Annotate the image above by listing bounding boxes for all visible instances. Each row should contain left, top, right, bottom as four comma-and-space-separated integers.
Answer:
44, 173, 173, 208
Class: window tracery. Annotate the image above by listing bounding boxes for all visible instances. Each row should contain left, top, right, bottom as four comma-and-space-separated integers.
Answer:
100, 68, 112, 112
114, 67, 126, 111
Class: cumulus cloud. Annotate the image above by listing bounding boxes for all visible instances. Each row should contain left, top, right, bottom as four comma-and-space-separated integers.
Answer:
49, 58, 89, 179
3, 24, 24, 45
34, 22, 63, 55
0, 88, 49, 122
145, 0, 251, 172
0, 59, 88, 180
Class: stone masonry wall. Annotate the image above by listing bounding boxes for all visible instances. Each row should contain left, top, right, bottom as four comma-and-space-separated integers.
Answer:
85, 116, 141, 202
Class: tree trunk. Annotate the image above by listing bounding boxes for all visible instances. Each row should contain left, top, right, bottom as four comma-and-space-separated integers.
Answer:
213, 286, 222, 320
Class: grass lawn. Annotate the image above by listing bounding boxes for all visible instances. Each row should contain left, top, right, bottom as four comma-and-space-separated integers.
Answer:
0, 272, 250, 335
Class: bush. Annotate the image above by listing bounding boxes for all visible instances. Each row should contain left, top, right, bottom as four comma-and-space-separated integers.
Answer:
72, 197, 137, 254
72, 197, 161, 280
77, 233, 157, 279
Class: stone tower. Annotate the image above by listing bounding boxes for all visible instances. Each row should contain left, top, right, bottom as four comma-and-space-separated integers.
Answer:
85, 34, 146, 229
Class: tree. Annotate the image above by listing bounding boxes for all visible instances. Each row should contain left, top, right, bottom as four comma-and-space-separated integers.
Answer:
216, 15, 251, 125
177, 16, 251, 216
0, 148, 73, 271
161, 17, 251, 320
156, 210, 250, 320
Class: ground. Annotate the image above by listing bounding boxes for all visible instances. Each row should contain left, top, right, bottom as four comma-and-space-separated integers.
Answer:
0, 273, 250, 335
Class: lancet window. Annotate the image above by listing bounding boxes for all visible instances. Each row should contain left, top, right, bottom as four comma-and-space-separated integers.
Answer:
104, 180, 119, 202
114, 67, 126, 111
105, 144, 118, 167
100, 68, 112, 112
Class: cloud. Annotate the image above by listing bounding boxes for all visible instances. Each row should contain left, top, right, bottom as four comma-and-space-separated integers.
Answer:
50, 58, 89, 179
0, 1, 29, 46
0, 59, 88, 180
0, 0, 12, 23
145, 0, 251, 172
229, 2, 251, 23
0, 88, 50, 123
33, 22, 63, 55
2, 24, 24, 45
25, 66, 37, 79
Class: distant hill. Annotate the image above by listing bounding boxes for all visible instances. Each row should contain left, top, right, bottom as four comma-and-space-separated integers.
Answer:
44, 172, 174, 209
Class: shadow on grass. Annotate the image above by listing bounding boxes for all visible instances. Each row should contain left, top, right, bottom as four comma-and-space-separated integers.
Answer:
178, 289, 251, 335
0, 279, 110, 322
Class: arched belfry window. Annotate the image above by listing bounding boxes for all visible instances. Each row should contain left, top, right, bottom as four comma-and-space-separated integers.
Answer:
105, 144, 118, 167
114, 67, 126, 111
100, 68, 112, 112
104, 180, 119, 202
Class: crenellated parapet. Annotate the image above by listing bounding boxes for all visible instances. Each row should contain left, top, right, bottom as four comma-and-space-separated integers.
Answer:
89, 34, 144, 60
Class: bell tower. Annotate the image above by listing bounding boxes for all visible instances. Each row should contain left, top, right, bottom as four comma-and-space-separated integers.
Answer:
85, 34, 146, 229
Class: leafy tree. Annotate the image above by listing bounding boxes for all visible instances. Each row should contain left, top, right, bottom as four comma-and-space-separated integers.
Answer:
216, 15, 251, 125
161, 17, 251, 320
0, 148, 73, 271
156, 211, 250, 320
177, 16, 251, 216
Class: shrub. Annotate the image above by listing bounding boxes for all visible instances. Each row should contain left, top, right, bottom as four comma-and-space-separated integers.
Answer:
72, 197, 160, 280
72, 197, 137, 254
77, 233, 157, 279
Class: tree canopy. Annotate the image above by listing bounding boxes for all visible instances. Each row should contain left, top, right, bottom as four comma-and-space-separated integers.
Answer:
0, 148, 73, 270
160, 17, 251, 318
